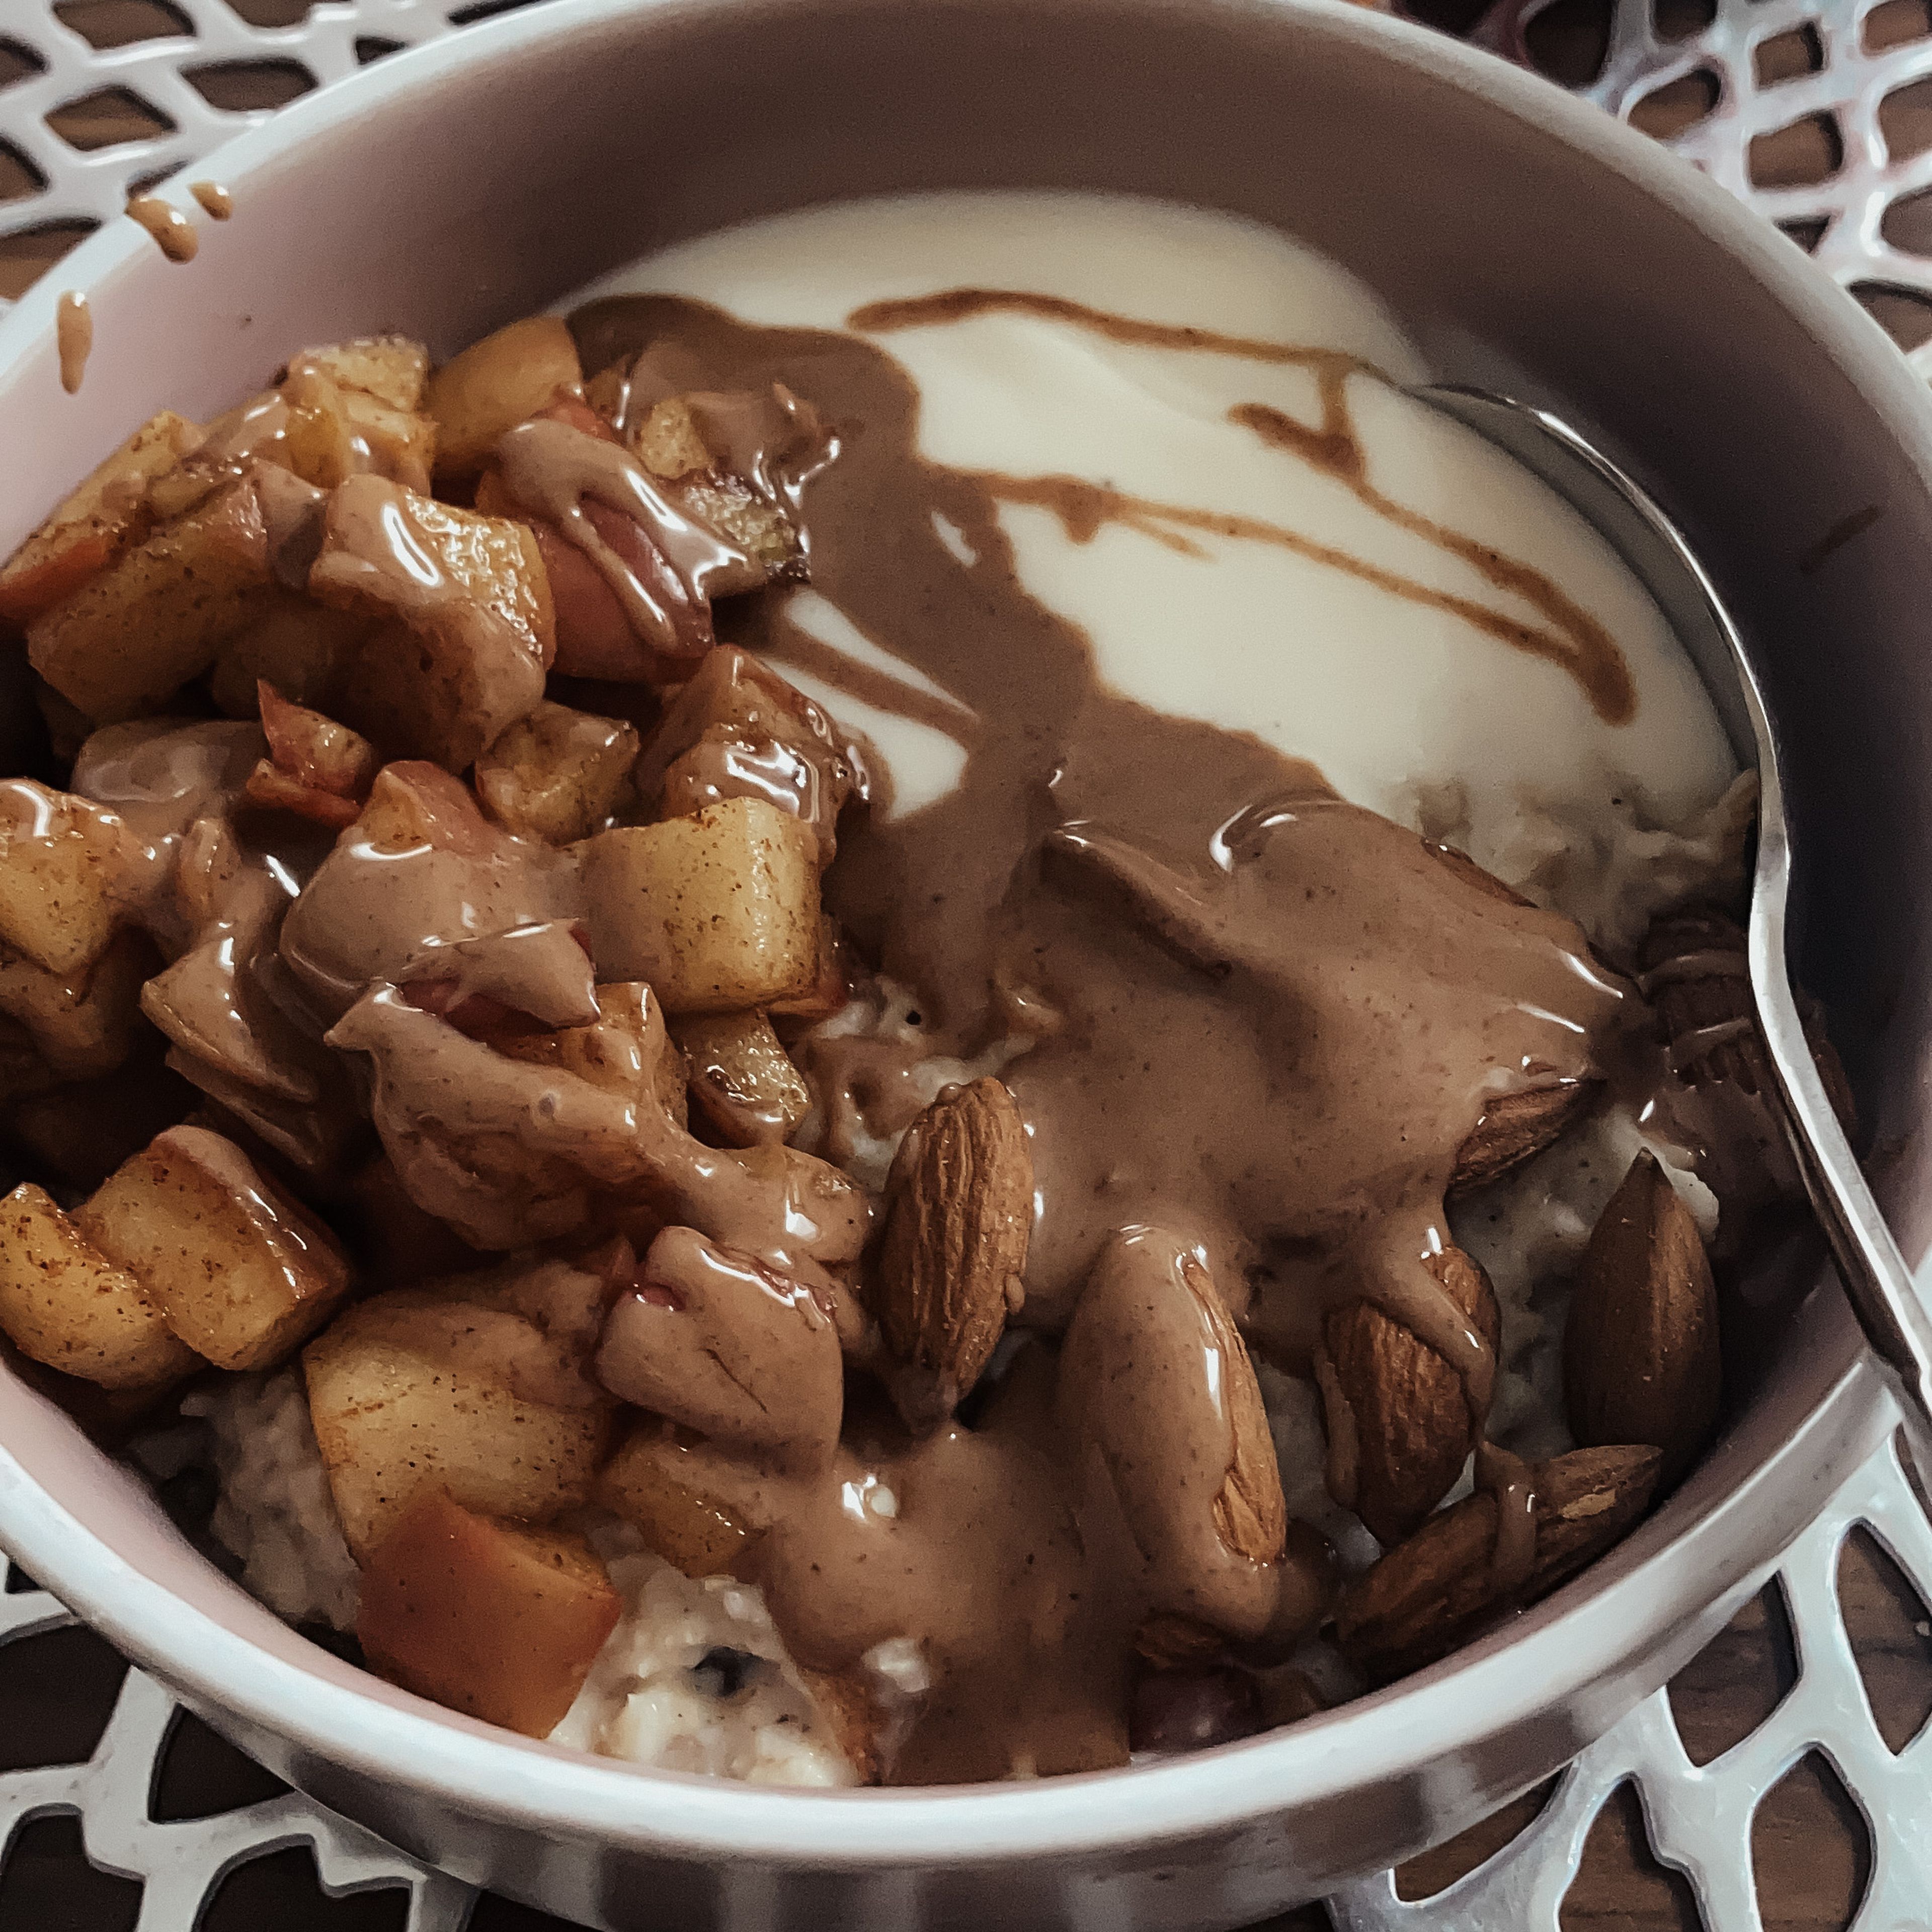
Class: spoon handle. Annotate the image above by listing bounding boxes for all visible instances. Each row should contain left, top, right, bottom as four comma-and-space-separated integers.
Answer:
1751, 799, 1932, 1462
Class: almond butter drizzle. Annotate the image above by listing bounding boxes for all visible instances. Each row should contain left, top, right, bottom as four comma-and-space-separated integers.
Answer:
851, 287, 1635, 724
189, 181, 233, 220
1475, 1440, 1539, 1598
124, 196, 198, 264
55, 291, 91, 395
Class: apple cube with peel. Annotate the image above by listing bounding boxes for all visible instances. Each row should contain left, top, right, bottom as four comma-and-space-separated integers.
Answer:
579, 797, 821, 1013
357, 1489, 620, 1737
28, 472, 276, 724
493, 980, 689, 1130
0, 1183, 199, 1390
595, 1422, 769, 1578
474, 700, 639, 845
0, 410, 204, 626
308, 475, 554, 771
424, 316, 584, 480
673, 1009, 811, 1147
289, 336, 430, 414
303, 1292, 610, 1558
0, 780, 139, 978
0, 928, 151, 1087
279, 366, 436, 495
77, 1125, 355, 1372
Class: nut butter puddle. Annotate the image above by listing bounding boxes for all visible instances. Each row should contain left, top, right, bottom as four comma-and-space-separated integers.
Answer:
0, 216, 1828, 1787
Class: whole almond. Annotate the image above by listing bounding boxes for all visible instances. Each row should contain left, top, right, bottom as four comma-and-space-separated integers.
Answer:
1134, 1611, 1226, 1668
1333, 1443, 1661, 1685
1565, 1151, 1720, 1487
1641, 906, 1857, 1135
1317, 1247, 1500, 1546
1181, 1253, 1289, 1564
874, 1078, 1031, 1422
1451, 1079, 1600, 1194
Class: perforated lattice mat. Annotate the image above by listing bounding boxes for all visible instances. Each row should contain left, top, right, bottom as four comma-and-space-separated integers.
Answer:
4, 1, 1932, 1927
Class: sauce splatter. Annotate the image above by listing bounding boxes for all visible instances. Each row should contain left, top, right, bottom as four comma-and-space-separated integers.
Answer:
55, 291, 91, 395
126, 196, 198, 264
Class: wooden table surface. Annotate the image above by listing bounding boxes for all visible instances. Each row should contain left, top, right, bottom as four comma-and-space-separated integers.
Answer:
4, 2, 1929, 1926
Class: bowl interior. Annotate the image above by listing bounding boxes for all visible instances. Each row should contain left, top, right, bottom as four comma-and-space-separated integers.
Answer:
0, 0, 1926, 1897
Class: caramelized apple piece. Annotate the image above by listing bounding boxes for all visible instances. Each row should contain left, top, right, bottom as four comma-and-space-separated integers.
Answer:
308, 476, 554, 770
77, 1124, 354, 1372
580, 797, 821, 1013
303, 1289, 611, 1557
639, 647, 861, 864
209, 592, 367, 719
0, 779, 140, 977
0, 928, 150, 1085
474, 699, 638, 843
673, 1009, 811, 1146
244, 681, 378, 828
28, 473, 275, 722
291, 335, 430, 413
0, 410, 204, 625
632, 393, 808, 585
0, 1182, 199, 1389
357, 1489, 620, 1737
425, 316, 583, 479
595, 1420, 770, 1578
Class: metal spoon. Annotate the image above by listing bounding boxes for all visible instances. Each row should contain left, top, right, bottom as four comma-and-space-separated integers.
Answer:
1412, 384, 1932, 1466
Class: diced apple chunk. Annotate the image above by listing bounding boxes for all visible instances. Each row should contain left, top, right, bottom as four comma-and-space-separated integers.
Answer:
673, 1010, 810, 1146
474, 701, 638, 844
425, 317, 583, 479
244, 681, 378, 828
596, 1422, 769, 1578
632, 396, 805, 584
303, 1292, 610, 1558
0, 410, 204, 625
278, 366, 435, 495
290, 336, 430, 413
308, 475, 553, 770
0, 780, 137, 976
77, 1125, 354, 1372
494, 980, 689, 1130
357, 1489, 619, 1736
579, 797, 820, 1013
28, 473, 274, 723
0, 928, 150, 1084
0, 1182, 198, 1389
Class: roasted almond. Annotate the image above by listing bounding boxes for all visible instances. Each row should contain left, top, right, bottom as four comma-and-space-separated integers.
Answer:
1316, 1246, 1500, 1546
1181, 1252, 1288, 1565
873, 1077, 1031, 1424
1451, 1079, 1600, 1194
1333, 1443, 1661, 1685
1640, 906, 1857, 1136
1134, 1611, 1226, 1668
1565, 1151, 1720, 1487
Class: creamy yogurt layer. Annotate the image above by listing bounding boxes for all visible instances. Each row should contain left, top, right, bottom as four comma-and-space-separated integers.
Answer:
570, 190, 1737, 857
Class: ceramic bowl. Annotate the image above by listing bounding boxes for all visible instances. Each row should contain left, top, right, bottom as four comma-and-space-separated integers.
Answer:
0, 3, 1926, 1925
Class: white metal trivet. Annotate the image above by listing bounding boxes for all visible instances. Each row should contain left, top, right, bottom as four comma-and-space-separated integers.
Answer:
1476, 0, 1932, 375
3, 0, 1932, 1926
0, 1576, 470, 1929
1328, 1417, 1932, 1930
